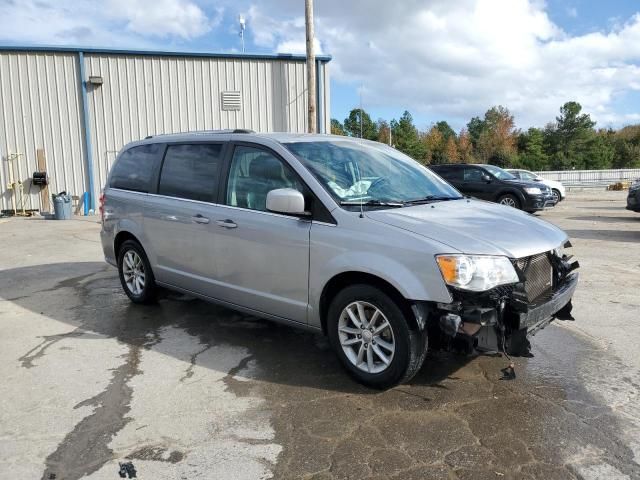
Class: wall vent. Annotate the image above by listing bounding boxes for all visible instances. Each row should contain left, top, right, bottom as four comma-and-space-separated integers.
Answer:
221, 91, 242, 111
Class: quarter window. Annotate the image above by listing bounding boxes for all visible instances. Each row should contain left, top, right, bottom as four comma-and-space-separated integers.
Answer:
158, 144, 223, 202
110, 144, 163, 192
226, 146, 303, 212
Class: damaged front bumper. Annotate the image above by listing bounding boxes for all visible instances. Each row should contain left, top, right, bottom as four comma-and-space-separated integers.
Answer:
513, 271, 578, 333
430, 246, 579, 356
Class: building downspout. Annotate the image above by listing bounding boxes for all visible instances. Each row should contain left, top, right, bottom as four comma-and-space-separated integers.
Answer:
77, 51, 96, 212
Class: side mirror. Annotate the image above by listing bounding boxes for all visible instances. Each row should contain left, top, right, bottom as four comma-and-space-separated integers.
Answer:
266, 188, 309, 216
482, 174, 492, 183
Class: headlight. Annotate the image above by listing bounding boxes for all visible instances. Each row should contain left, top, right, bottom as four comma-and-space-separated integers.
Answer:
436, 254, 519, 291
523, 187, 542, 195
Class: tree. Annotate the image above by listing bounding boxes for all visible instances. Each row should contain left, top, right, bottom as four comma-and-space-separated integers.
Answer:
467, 116, 486, 149
330, 118, 345, 135
612, 125, 640, 168
547, 101, 596, 169
584, 129, 614, 170
435, 121, 456, 141
457, 129, 474, 163
376, 119, 392, 145
444, 136, 459, 163
343, 108, 378, 140
422, 126, 445, 164
392, 111, 427, 160
517, 127, 549, 170
475, 106, 517, 166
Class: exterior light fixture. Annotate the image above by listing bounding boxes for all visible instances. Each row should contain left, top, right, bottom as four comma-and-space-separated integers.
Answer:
87, 76, 103, 86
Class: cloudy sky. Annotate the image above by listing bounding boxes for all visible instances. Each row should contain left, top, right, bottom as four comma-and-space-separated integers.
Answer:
1, 0, 639, 131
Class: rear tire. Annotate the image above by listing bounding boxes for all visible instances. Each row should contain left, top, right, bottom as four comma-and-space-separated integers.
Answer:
498, 194, 521, 210
117, 240, 157, 304
327, 284, 427, 389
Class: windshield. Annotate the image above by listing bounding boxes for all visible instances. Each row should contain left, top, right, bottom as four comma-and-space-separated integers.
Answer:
483, 165, 516, 180
284, 140, 462, 207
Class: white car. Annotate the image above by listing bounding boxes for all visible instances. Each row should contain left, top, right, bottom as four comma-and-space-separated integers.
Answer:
507, 169, 566, 204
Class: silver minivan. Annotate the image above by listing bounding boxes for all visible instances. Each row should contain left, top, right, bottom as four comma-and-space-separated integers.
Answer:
100, 131, 579, 388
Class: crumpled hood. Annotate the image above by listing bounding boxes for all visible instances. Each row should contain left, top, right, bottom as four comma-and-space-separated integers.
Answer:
366, 199, 567, 259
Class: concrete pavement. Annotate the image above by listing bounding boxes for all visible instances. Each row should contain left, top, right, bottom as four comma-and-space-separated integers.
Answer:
0, 191, 638, 479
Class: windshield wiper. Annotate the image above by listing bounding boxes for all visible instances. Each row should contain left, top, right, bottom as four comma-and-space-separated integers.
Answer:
340, 200, 405, 208
403, 195, 462, 205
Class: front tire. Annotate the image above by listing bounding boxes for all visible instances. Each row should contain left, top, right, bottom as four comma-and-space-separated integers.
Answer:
498, 193, 521, 210
327, 285, 427, 389
552, 189, 561, 203
117, 240, 157, 304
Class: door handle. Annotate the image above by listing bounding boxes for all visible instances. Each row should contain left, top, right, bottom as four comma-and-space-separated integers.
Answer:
164, 215, 178, 221
192, 214, 210, 224
216, 219, 237, 229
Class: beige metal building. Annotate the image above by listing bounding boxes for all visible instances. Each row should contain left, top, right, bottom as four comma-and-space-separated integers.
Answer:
0, 46, 331, 213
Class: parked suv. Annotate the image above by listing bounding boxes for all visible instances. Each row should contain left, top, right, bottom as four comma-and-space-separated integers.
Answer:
506, 169, 566, 204
101, 132, 579, 389
430, 164, 555, 212
627, 179, 640, 212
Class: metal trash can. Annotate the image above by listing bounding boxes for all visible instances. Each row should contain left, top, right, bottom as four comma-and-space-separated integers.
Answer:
52, 192, 73, 220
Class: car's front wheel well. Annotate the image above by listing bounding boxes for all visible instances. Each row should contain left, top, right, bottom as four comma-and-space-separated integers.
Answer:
114, 231, 141, 258
319, 272, 417, 334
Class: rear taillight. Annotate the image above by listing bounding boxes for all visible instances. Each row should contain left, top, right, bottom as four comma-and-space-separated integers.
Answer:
99, 192, 105, 223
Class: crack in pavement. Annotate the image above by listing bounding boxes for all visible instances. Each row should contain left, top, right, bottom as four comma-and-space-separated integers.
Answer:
179, 343, 213, 383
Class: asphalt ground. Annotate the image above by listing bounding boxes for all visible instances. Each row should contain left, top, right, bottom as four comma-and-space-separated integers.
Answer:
0, 190, 638, 480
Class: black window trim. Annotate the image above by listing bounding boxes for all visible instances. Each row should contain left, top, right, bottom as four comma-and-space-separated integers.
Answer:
220, 141, 336, 224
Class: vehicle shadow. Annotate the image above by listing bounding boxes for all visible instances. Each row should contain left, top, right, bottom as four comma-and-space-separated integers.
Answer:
567, 215, 638, 223
1, 261, 474, 394
563, 228, 640, 243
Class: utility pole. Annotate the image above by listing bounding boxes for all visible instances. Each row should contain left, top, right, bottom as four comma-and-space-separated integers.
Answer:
305, 0, 317, 133
359, 86, 363, 138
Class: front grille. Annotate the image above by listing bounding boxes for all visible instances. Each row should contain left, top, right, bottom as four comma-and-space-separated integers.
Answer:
518, 253, 553, 302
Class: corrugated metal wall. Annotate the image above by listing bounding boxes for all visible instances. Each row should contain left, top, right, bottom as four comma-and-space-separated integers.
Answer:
0, 51, 86, 213
84, 54, 316, 195
0, 49, 330, 213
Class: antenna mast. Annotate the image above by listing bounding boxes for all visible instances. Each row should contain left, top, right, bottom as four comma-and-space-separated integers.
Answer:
239, 15, 246, 53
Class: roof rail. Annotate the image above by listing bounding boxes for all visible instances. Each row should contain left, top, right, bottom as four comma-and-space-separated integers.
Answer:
144, 129, 255, 139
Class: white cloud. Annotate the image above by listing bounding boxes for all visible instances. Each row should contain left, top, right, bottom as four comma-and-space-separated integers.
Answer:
107, 0, 217, 39
241, 0, 640, 128
1, 0, 639, 128
0, 0, 219, 45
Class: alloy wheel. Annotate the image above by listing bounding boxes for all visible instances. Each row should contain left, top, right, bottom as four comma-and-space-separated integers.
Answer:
122, 250, 145, 296
338, 301, 395, 374
499, 197, 517, 208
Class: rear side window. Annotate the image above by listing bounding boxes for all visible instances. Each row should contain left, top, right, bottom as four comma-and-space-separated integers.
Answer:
463, 167, 483, 182
158, 143, 223, 202
434, 166, 462, 181
110, 144, 163, 192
